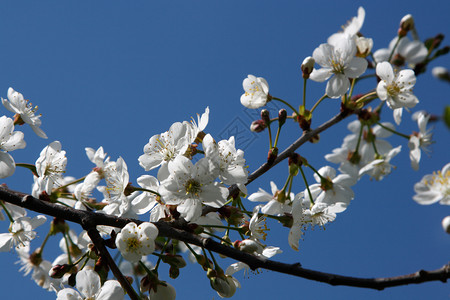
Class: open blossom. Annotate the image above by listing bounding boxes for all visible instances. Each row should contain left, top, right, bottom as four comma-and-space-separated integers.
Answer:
408, 112, 433, 171
116, 222, 158, 262
240, 75, 270, 109
310, 36, 368, 98
328, 6, 365, 45
158, 155, 228, 222
376, 61, 418, 125
306, 166, 356, 213
0, 116, 26, 178
56, 269, 124, 300
35, 141, 67, 194
131, 175, 168, 222
247, 181, 292, 216
373, 37, 427, 66
203, 135, 248, 193
359, 146, 402, 180
0, 215, 46, 251
413, 163, 449, 205
1, 87, 47, 139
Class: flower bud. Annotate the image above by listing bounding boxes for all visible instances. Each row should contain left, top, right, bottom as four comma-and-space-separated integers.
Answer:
210, 275, 239, 298
301, 56, 315, 79
278, 109, 287, 126
356, 37, 373, 58
250, 119, 267, 132
235, 239, 260, 253
442, 216, 450, 234
261, 109, 270, 126
267, 147, 278, 165
169, 266, 180, 279
432, 66, 450, 82
398, 14, 414, 37
49, 264, 73, 279
162, 254, 187, 269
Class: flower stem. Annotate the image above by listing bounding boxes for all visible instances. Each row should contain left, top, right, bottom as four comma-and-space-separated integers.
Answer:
388, 36, 403, 62
272, 97, 300, 116
302, 78, 307, 108
299, 166, 314, 205
154, 238, 171, 271
355, 91, 378, 104
310, 94, 328, 113
0, 201, 14, 223
376, 122, 411, 139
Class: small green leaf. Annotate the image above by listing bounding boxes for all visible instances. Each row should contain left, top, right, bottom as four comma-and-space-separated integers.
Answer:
444, 106, 450, 129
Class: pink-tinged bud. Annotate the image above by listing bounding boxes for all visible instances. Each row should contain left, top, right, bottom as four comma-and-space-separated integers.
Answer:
301, 56, 315, 79
278, 109, 287, 126
49, 264, 74, 279
267, 147, 278, 165
442, 216, 450, 234
398, 14, 414, 37
237, 239, 260, 253
261, 109, 270, 126
250, 119, 267, 132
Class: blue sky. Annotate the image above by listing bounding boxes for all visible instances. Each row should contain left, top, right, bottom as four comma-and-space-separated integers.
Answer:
0, 1, 449, 299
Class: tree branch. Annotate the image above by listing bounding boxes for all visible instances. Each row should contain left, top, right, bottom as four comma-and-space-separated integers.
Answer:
1, 185, 448, 291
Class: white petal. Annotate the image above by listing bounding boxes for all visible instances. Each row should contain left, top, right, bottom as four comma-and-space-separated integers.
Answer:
326, 74, 349, 98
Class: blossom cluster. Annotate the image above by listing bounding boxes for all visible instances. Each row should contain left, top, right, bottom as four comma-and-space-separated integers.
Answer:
0, 5, 448, 300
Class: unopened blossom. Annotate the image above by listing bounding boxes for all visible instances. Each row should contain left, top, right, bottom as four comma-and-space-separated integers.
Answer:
355, 36, 373, 57
0, 116, 26, 178
310, 36, 368, 98
35, 141, 67, 194
148, 281, 177, 300
408, 112, 433, 170
56, 269, 124, 300
116, 222, 158, 262
432, 66, 450, 81
1, 87, 47, 138
0, 215, 46, 251
301, 56, 315, 78
240, 75, 270, 109
211, 274, 240, 298
413, 162, 449, 205
442, 216, 450, 234
359, 146, 402, 180
158, 155, 228, 222
327, 7, 366, 45
376, 61, 418, 124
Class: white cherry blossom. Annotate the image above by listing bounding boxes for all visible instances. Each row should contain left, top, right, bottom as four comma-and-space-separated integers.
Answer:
1, 87, 47, 138
328, 6, 365, 45
310, 36, 367, 98
35, 141, 67, 194
158, 155, 228, 222
376, 61, 418, 124
358, 146, 402, 180
373, 37, 427, 66
413, 163, 449, 205
0, 215, 46, 251
408, 112, 433, 170
115, 222, 158, 262
240, 75, 270, 109
56, 269, 124, 300
0, 116, 26, 178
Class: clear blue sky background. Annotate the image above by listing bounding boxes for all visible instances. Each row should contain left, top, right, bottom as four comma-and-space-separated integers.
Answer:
0, 1, 449, 299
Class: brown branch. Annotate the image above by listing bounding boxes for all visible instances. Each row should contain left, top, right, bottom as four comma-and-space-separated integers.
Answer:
1, 185, 448, 291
